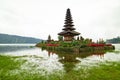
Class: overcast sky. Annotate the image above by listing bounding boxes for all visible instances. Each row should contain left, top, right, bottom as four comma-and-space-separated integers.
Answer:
0, 0, 120, 41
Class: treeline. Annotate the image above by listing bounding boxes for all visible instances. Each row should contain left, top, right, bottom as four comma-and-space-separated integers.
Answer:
0, 33, 42, 43
106, 37, 120, 43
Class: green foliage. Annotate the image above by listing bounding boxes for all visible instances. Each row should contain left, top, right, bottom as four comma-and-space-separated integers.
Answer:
59, 41, 69, 47
80, 44, 87, 48
58, 36, 63, 41
41, 40, 45, 44
50, 41, 56, 44
71, 40, 79, 46
59, 41, 80, 47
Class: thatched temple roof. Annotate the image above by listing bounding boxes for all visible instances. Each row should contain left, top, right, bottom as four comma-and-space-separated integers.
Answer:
58, 8, 80, 36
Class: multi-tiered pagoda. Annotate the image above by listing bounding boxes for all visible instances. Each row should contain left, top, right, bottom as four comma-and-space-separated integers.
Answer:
58, 8, 80, 41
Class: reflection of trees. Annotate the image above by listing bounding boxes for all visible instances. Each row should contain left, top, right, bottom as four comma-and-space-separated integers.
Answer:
46, 49, 105, 72
58, 53, 80, 73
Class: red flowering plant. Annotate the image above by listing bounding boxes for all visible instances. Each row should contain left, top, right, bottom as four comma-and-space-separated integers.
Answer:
46, 41, 59, 47
87, 43, 112, 47
87, 39, 112, 47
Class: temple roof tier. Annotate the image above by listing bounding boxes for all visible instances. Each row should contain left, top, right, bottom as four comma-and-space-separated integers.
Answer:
62, 27, 75, 30
58, 30, 80, 36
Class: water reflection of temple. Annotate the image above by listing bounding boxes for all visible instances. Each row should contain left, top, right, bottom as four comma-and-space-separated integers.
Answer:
46, 50, 105, 72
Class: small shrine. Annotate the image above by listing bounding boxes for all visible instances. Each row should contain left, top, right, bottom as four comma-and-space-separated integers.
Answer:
58, 8, 80, 41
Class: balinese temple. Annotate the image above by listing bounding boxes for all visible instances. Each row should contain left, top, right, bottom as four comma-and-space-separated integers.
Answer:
58, 8, 80, 41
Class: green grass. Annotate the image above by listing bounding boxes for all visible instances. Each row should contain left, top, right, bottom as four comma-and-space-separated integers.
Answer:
0, 55, 22, 80
85, 62, 120, 80
61, 62, 120, 80
0, 55, 120, 80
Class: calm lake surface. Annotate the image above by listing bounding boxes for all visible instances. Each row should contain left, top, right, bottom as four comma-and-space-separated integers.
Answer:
0, 44, 120, 74
0, 44, 35, 53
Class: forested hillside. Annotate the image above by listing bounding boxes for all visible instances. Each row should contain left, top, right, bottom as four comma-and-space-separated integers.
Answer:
106, 37, 120, 43
0, 33, 42, 43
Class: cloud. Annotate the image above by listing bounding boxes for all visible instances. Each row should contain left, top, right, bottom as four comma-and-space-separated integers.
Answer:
0, 0, 120, 41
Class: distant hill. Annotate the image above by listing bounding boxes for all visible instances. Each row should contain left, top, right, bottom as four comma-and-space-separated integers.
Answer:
106, 37, 120, 43
0, 33, 42, 43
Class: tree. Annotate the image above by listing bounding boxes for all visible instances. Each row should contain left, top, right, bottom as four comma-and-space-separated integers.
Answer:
80, 36, 84, 41
58, 36, 63, 41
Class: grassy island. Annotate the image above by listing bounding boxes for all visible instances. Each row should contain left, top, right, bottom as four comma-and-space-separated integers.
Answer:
36, 39, 115, 53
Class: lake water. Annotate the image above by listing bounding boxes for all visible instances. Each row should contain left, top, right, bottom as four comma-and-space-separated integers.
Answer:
0, 44, 35, 53
0, 44, 120, 74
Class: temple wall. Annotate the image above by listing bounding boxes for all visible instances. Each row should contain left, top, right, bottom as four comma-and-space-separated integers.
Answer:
64, 36, 73, 41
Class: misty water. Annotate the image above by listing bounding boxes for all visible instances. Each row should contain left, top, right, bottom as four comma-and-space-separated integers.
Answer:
0, 44, 120, 74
